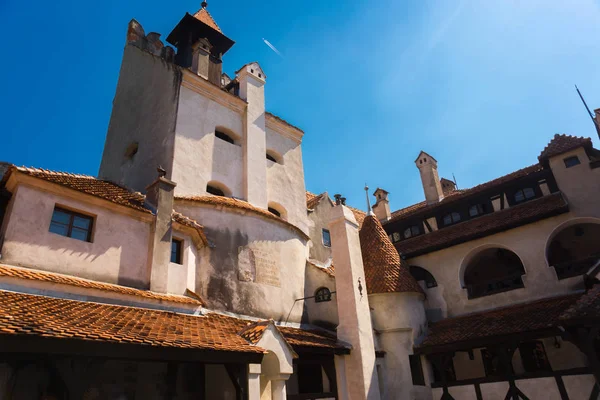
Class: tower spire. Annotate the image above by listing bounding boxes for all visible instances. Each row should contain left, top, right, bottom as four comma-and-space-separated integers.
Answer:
365, 184, 374, 216
201, 1, 208, 8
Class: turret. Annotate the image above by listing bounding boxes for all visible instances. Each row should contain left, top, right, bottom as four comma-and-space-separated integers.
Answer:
372, 188, 391, 221
415, 151, 444, 205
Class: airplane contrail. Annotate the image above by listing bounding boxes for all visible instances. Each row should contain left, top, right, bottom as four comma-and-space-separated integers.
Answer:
262, 38, 283, 57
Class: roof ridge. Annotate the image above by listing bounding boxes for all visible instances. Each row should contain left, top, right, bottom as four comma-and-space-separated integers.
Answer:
16, 166, 97, 180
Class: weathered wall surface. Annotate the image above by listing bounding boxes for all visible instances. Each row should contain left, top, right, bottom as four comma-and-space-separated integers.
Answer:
175, 201, 308, 322
266, 125, 308, 231
99, 45, 180, 193
304, 263, 338, 329
172, 83, 244, 198
306, 196, 334, 263
1, 185, 151, 288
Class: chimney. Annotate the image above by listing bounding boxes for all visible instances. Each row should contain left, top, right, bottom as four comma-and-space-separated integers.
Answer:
145, 167, 177, 293
440, 178, 457, 196
327, 204, 381, 400
415, 151, 444, 205
372, 188, 391, 221
238, 62, 268, 209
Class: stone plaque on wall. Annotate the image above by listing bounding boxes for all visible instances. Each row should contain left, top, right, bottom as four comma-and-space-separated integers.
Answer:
237, 246, 281, 287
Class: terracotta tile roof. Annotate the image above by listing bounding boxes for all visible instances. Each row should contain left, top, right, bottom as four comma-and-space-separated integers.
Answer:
0, 290, 263, 354
11, 166, 150, 213
176, 195, 309, 240
560, 285, 600, 323
395, 192, 569, 258
359, 215, 423, 295
265, 112, 304, 133
306, 192, 324, 209
539, 134, 592, 161
192, 8, 222, 33
279, 326, 350, 353
418, 293, 581, 352
386, 164, 543, 224
172, 211, 208, 245
238, 320, 271, 344
307, 260, 335, 277
0, 264, 203, 306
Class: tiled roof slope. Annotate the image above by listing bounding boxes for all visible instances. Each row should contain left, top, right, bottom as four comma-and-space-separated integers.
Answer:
176, 195, 308, 239
279, 326, 350, 353
0, 290, 262, 354
172, 211, 208, 245
395, 192, 568, 257
12, 167, 150, 213
238, 320, 271, 344
418, 294, 581, 352
560, 284, 600, 323
193, 8, 222, 32
0, 264, 202, 306
359, 215, 423, 295
539, 134, 592, 161
306, 192, 324, 209
387, 165, 543, 224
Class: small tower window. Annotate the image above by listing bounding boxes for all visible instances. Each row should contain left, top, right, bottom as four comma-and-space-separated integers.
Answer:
322, 229, 331, 247
215, 130, 235, 144
171, 238, 183, 264
564, 156, 581, 168
207, 185, 225, 196
315, 287, 332, 303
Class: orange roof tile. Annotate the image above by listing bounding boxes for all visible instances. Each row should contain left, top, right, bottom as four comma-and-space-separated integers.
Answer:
0, 290, 262, 354
359, 215, 423, 295
0, 264, 203, 306
172, 211, 208, 245
539, 134, 592, 161
192, 8, 222, 33
176, 195, 309, 239
306, 192, 324, 209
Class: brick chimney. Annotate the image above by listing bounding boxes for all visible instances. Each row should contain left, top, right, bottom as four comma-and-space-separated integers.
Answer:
145, 168, 177, 293
372, 188, 391, 221
415, 151, 444, 205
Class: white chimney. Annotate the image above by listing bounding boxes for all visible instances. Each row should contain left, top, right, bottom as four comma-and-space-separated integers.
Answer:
415, 151, 444, 205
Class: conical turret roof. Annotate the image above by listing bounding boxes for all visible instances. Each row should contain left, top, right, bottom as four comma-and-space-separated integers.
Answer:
193, 8, 222, 33
359, 215, 424, 295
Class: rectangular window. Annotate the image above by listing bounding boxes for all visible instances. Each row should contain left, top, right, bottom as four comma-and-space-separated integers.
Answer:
171, 239, 183, 264
322, 229, 331, 247
409, 355, 425, 386
564, 155, 581, 168
49, 207, 93, 242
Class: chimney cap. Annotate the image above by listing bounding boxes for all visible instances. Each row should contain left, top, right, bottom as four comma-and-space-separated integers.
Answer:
415, 150, 438, 166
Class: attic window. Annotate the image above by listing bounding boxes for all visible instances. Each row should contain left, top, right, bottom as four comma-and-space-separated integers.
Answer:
404, 225, 421, 239
207, 185, 225, 196
215, 130, 235, 144
392, 232, 401, 242
443, 212, 461, 226
469, 204, 485, 218
564, 156, 581, 168
123, 142, 139, 162
514, 188, 536, 203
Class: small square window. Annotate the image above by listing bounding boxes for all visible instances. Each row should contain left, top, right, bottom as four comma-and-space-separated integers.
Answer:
49, 207, 93, 242
171, 239, 183, 264
564, 156, 581, 168
322, 229, 331, 247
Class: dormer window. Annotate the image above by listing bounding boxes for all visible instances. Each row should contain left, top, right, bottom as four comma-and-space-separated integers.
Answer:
403, 225, 422, 239
215, 129, 235, 144
514, 188, 536, 203
564, 156, 581, 168
443, 212, 461, 226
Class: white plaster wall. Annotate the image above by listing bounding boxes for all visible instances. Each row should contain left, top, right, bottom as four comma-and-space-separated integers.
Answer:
407, 210, 597, 317
266, 126, 308, 231
541, 337, 588, 371
549, 147, 600, 216
174, 201, 307, 321
172, 85, 244, 198
563, 374, 596, 400
307, 197, 334, 263
516, 377, 562, 400
304, 263, 338, 328
1, 185, 151, 288
370, 293, 426, 336
453, 349, 485, 381
448, 385, 477, 400
167, 232, 198, 296
480, 381, 509, 400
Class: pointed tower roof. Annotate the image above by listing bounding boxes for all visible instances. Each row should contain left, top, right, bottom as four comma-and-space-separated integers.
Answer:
359, 215, 424, 295
192, 7, 222, 33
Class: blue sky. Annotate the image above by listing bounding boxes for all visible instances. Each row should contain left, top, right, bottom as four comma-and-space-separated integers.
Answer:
1, 0, 599, 212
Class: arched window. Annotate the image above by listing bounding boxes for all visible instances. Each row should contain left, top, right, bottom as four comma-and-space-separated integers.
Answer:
464, 248, 525, 299
410, 266, 437, 288
315, 287, 332, 303
548, 223, 600, 279
266, 149, 282, 164
206, 181, 231, 197
443, 212, 461, 226
514, 187, 536, 203
267, 202, 287, 220
214, 127, 239, 145
123, 142, 139, 162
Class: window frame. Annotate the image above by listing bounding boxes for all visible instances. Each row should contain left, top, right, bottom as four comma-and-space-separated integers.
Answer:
49, 206, 94, 242
314, 287, 332, 303
171, 238, 183, 265
514, 187, 536, 204
215, 130, 235, 144
563, 155, 581, 168
442, 212, 461, 226
322, 229, 331, 247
